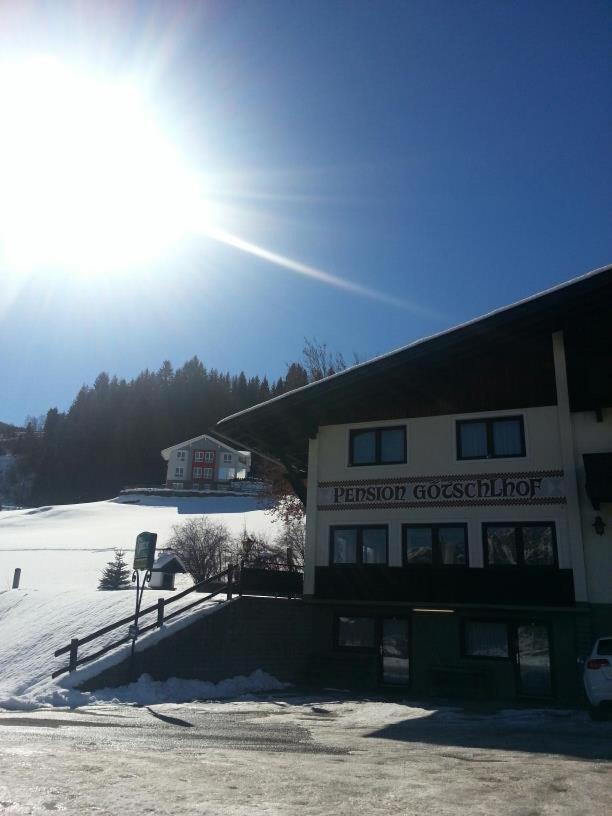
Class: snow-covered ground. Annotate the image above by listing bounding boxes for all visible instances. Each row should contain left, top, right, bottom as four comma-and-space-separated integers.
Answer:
0, 494, 273, 591
0, 495, 279, 710
0, 695, 610, 816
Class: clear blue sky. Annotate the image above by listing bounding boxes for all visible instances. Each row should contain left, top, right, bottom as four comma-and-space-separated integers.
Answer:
0, 0, 610, 426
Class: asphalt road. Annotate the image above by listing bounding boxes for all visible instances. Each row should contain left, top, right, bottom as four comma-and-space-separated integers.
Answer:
0, 695, 610, 815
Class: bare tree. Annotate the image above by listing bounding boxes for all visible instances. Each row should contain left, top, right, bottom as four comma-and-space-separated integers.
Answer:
273, 519, 305, 569
301, 337, 346, 382
166, 518, 231, 583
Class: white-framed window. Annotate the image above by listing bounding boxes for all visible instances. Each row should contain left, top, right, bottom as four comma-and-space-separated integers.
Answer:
222, 452, 232, 463
176, 450, 186, 461
174, 466, 184, 477
172, 482, 183, 489
194, 451, 204, 462
203, 467, 213, 479
193, 467, 202, 478
204, 451, 214, 462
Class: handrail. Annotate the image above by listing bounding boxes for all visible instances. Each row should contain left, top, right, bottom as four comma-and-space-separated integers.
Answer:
51, 565, 235, 679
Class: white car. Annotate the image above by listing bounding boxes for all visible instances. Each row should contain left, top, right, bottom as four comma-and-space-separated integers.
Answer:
583, 636, 612, 719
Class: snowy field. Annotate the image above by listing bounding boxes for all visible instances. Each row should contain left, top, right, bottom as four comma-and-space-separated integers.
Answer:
0, 495, 278, 710
0, 494, 273, 591
0, 695, 610, 816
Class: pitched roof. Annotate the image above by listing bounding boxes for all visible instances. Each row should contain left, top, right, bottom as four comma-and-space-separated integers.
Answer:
151, 551, 187, 573
217, 263, 612, 469
161, 432, 250, 461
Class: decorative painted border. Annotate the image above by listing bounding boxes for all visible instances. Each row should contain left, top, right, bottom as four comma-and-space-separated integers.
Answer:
318, 497, 567, 510
318, 469, 564, 488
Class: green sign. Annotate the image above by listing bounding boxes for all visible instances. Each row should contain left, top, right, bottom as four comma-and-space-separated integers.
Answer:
133, 532, 157, 571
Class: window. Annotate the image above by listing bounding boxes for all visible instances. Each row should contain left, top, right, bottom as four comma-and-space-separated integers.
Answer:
349, 426, 406, 466
336, 616, 376, 649
483, 522, 557, 567
457, 416, 525, 460
194, 451, 204, 462
330, 526, 388, 565
403, 524, 468, 566
172, 482, 183, 489
222, 453, 232, 463
177, 450, 186, 461
463, 621, 510, 659
193, 467, 202, 478
202, 467, 213, 479
204, 451, 214, 462
174, 466, 184, 477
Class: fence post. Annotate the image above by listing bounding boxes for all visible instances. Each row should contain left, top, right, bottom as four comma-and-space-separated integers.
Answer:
157, 597, 165, 627
227, 564, 234, 600
69, 638, 79, 672
12, 568, 21, 589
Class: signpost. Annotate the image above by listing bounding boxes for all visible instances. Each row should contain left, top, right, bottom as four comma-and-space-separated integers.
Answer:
130, 532, 157, 678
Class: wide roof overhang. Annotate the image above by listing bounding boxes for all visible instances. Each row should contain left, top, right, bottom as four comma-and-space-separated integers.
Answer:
217, 264, 612, 472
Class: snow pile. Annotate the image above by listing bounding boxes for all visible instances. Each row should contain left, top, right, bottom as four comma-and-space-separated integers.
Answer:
0, 586, 230, 710
77, 669, 286, 708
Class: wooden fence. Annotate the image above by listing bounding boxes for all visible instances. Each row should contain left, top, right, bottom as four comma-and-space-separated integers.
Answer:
52, 565, 235, 679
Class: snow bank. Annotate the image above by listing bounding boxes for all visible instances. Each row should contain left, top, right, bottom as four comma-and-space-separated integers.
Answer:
0, 494, 280, 711
0, 667, 286, 711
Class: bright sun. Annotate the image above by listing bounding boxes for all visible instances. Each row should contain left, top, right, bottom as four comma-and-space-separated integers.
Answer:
0, 57, 202, 275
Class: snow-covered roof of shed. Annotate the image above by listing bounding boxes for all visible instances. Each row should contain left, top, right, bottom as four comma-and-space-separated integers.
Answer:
160, 433, 250, 461
151, 551, 187, 573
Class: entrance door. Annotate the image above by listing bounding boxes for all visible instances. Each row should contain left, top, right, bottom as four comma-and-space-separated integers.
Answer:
381, 618, 410, 686
516, 623, 553, 697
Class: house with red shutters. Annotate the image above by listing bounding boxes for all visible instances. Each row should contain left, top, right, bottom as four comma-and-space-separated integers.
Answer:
161, 433, 251, 489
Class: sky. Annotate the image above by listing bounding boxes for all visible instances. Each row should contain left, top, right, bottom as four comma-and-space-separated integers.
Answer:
0, 0, 610, 426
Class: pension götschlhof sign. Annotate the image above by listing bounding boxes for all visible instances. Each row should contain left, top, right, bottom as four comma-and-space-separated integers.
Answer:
317, 471, 566, 509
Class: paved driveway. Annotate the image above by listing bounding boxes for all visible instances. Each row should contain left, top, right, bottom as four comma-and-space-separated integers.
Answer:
0, 694, 610, 815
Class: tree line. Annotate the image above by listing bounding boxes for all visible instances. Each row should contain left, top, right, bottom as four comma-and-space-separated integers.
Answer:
3, 339, 353, 506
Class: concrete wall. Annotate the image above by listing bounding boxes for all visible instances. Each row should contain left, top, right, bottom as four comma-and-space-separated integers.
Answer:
80, 596, 586, 704
81, 597, 332, 691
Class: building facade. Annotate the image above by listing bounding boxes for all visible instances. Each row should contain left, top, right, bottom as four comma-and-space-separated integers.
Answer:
161, 434, 251, 489
217, 266, 612, 702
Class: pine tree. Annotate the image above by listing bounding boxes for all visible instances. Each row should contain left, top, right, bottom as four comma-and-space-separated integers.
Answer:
98, 549, 132, 590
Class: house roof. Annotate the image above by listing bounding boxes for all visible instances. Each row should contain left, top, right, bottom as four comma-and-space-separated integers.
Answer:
216, 263, 612, 471
151, 551, 187, 573
161, 433, 250, 461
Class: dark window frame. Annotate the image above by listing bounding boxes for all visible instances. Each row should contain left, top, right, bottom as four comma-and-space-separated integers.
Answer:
456, 416, 526, 460
329, 525, 389, 566
482, 522, 558, 569
349, 426, 407, 466
461, 618, 512, 661
333, 614, 377, 652
402, 523, 469, 567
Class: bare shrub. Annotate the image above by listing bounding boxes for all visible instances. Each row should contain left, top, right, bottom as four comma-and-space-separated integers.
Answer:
233, 530, 286, 571
166, 517, 231, 583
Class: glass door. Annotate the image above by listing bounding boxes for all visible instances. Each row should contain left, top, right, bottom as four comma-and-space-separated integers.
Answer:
381, 618, 410, 686
516, 623, 553, 697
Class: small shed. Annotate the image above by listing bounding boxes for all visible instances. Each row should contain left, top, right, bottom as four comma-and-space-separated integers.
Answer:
148, 551, 187, 590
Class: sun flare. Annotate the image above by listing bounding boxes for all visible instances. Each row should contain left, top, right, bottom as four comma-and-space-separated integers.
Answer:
0, 57, 201, 274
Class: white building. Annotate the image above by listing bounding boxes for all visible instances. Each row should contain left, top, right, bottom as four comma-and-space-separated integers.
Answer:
161, 434, 251, 489
217, 264, 612, 703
